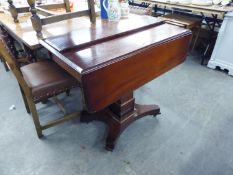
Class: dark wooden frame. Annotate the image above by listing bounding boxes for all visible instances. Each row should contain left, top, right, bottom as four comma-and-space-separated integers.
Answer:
8, 0, 96, 37
0, 33, 80, 137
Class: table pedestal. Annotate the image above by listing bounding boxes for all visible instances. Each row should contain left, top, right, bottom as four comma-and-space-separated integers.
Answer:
80, 92, 160, 151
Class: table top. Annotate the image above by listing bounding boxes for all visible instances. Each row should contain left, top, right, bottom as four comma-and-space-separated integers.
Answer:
0, 11, 92, 49
44, 16, 163, 52
40, 15, 191, 112
142, 0, 233, 16
43, 21, 188, 74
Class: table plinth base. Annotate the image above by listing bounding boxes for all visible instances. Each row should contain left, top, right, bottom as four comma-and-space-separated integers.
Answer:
80, 92, 160, 151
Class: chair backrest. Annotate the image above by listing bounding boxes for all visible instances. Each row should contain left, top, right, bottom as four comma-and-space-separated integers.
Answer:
0, 33, 19, 69
0, 26, 20, 59
0, 34, 30, 92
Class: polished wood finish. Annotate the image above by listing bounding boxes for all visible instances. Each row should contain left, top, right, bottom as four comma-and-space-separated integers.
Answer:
41, 19, 191, 112
44, 16, 163, 52
41, 15, 192, 150
0, 13, 144, 50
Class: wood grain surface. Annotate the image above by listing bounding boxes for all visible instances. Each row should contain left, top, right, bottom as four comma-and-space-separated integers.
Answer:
41, 16, 192, 112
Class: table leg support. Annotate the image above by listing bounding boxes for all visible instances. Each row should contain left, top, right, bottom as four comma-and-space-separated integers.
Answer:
80, 92, 160, 151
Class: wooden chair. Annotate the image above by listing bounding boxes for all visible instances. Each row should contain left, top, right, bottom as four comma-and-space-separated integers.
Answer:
159, 14, 202, 51
0, 34, 80, 138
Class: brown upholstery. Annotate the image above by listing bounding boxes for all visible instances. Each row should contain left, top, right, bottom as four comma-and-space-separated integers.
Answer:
21, 60, 77, 101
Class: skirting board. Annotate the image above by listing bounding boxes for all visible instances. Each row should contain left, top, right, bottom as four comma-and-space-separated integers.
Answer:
207, 59, 233, 76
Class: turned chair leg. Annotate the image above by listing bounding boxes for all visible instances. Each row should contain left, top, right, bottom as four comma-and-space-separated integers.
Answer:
19, 85, 30, 114
26, 95, 43, 138
3, 60, 9, 72
0, 56, 9, 72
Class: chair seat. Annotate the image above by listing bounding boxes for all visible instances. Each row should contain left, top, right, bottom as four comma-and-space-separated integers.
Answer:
21, 60, 77, 101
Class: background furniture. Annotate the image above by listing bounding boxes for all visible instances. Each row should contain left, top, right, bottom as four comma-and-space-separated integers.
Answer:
159, 14, 202, 51
207, 12, 233, 75
8, 0, 71, 23
8, 0, 96, 37
0, 32, 80, 137
0, 11, 94, 59
136, 0, 233, 64
139, 0, 233, 18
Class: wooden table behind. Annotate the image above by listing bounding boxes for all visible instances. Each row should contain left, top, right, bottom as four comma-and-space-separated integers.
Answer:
0, 11, 92, 49
141, 0, 233, 18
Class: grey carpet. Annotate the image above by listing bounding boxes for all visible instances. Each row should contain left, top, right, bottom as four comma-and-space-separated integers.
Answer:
0, 55, 233, 175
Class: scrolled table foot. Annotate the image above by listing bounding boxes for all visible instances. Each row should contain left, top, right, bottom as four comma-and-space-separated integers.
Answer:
80, 93, 161, 151
105, 143, 114, 151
